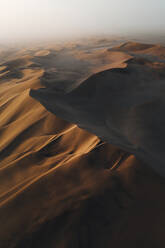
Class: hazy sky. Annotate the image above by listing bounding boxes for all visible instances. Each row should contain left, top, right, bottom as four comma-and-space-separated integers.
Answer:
0, 0, 165, 43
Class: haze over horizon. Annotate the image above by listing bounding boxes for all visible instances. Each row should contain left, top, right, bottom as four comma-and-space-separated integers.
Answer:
0, 0, 165, 43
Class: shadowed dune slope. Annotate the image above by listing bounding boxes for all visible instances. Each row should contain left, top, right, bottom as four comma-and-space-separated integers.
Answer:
1, 41, 165, 247
31, 42, 165, 177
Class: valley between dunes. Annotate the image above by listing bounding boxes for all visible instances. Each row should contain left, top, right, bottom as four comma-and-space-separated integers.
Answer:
1, 39, 165, 247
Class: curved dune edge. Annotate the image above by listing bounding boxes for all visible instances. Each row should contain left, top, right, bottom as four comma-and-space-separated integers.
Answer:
0, 41, 165, 247
31, 43, 165, 177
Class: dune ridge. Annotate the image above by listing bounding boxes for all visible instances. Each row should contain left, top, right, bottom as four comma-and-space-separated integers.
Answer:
31, 42, 165, 177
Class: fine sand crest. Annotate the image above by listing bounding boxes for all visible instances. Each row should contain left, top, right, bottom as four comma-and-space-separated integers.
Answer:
1, 40, 165, 247
31, 42, 165, 177
112, 41, 155, 52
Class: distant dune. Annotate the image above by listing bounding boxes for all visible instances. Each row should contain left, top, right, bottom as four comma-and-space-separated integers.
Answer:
1, 39, 165, 247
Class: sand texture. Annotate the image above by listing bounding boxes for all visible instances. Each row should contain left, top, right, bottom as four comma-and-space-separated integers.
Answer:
0, 39, 165, 247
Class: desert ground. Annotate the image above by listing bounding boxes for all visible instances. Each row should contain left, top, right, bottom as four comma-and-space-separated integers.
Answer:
1, 37, 165, 247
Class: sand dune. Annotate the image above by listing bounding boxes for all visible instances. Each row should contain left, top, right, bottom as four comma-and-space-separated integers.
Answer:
112, 41, 155, 52
31, 42, 165, 177
1, 40, 165, 247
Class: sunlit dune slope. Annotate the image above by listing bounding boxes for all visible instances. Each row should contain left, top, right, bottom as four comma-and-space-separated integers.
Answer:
1, 40, 165, 247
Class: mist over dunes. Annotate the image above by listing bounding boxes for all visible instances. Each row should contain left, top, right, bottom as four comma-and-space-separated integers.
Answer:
0, 37, 165, 247
0, 0, 165, 44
